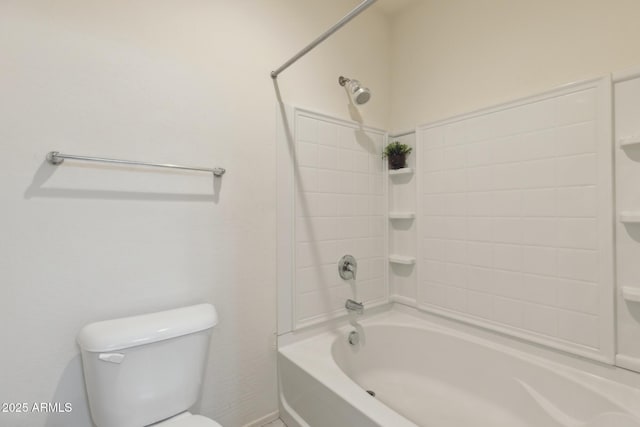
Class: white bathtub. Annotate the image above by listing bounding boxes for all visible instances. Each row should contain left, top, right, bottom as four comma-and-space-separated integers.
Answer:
279, 306, 640, 427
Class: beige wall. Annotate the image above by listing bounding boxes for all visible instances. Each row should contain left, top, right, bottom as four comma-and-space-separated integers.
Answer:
0, 2, 389, 426
389, 0, 640, 130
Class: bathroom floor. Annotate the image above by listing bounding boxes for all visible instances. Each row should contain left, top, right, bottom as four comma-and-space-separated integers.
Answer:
262, 419, 287, 427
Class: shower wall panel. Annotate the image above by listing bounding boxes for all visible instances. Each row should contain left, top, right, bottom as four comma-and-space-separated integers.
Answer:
416, 78, 614, 362
292, 109, 387, 328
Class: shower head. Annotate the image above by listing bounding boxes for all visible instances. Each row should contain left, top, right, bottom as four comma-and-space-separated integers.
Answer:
339, 76, 371, 105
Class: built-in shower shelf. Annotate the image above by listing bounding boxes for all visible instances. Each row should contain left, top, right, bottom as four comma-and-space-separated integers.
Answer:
389, 255, 416, 265
622, 287, 640, 303
389, 167, 413, 176
389, 212, 416, 220
619, 136, 640, 148
620, 211, 640, 224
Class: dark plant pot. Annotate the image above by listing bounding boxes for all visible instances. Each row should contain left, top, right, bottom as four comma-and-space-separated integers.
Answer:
388, 153, 406, 170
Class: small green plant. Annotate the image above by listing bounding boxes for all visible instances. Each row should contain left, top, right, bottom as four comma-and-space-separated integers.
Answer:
382, 141, 412, 158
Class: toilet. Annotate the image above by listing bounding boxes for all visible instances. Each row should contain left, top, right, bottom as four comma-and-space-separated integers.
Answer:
77, 304, 223, 427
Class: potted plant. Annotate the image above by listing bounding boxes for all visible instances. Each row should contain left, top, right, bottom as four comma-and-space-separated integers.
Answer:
383, 141, 412, 170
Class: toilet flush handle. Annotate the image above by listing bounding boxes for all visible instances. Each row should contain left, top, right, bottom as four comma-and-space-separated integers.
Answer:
98, 353, 125, 364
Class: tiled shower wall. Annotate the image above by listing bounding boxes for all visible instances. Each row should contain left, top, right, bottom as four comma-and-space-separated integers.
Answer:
416, 79, 614, 361
293, 110, 387, 327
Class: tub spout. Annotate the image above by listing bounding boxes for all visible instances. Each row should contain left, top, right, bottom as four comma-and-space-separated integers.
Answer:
345, 299, 364, 315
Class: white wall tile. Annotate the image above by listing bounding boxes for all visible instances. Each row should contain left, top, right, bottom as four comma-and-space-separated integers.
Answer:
493, 244, 522, 271
492, 190, 523, 217
468, 241, 493, 267
493, 296, 524, 327
491, 135, 522, 164
557, 311, 599, 348
423, 238, 445, 261
557, 249, 598, 282
520, 129, 556, 161
556, 279, 599, 314
465, 266, 494, 293
443, 193, 467, 216
445, 263, 468, 287
522, 218, 558, 247
423, 194, 445, 216
468, 217, 493, 242
556, 154, 597, 186
297, 167, 318, 192
423, 282, 447, 306
353, 173, 370, 195
523, 303, 558, 336
523, 189, 556, 217
318, 121, 338, 147
493, 163, 523, 190
557, 186, 597, 217
298, 116, 319, 142
444, 240, 468, 264
294, 114, 386, 325
492, 218, 523, 244
518, 274, 557, 305
466, 142, 493, 167
353, 151, 369, 173
443, 146, 467, 170
522, 246, 557, 276
336, 148, 353, 171
296, 142, 318, 167
555, 122, 596, 156
418, 82, 611, 359
444, 216, 468, 240
467, 166, 493, 192
520, 159, 556, 189
468, 192, 493, 216
317, 169, 342, 193
556, 89, 596, 126
556, 218, 597, 249
338, 126, 357, 150
442, 169, 467, 193
466, 291, 493, 319
444, 286, 467, 311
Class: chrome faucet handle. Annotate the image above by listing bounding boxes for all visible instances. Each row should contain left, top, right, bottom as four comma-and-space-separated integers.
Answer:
339, 255, 357, 280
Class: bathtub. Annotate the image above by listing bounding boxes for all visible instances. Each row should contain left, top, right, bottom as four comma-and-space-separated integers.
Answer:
278, 306, 640, 427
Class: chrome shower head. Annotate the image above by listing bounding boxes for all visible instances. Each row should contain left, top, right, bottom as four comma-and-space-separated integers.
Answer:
339, 76, 371, 105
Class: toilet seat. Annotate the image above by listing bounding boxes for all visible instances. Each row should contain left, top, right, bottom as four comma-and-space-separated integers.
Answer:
153, 412, 223, 427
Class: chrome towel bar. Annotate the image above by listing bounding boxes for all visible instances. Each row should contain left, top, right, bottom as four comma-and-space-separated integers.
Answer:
46, 151, 226, 177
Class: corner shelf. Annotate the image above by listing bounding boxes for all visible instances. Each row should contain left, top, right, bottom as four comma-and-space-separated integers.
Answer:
389, 212, 416, 220
389, 255, 416, 265
619, 136, 640, 148
622, 287, 640, 303
389, 167, 413, 176
620, 211, 640, 224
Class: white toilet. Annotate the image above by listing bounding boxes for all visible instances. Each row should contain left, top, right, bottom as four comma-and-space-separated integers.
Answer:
77, 304, 223, 427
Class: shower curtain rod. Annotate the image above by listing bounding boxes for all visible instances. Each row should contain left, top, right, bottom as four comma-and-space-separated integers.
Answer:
270, 0, 378, 79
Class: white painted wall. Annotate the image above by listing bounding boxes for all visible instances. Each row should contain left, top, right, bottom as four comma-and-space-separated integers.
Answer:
389, 0, 640, 130
0, 2, 390, 426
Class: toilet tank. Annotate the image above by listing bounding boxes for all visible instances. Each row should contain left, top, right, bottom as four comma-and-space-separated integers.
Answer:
77, 304, 218, 427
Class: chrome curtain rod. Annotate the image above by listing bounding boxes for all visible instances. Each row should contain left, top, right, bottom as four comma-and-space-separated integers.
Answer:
270, 0, 378, 79
46, 151, 226, 177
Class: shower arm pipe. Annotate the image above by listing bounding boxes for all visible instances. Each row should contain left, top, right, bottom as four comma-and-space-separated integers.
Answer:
270, 0, 378, 79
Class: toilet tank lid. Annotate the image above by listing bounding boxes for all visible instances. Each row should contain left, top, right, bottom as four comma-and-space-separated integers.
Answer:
77, 304, 218, 352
